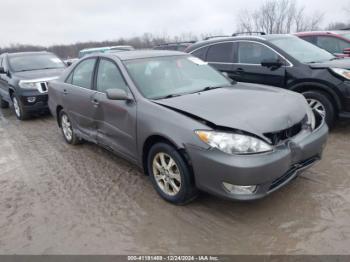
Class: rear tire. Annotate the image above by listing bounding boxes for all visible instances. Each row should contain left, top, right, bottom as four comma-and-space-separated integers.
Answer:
12, 94, 30, 120
0, 96, 9, 109
303, 90, 335, 128
147, 142, 198, 205
59, 110, 80, 145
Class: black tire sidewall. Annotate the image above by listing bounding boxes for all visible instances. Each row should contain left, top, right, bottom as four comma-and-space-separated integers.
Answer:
147, 143, 197, 205
303, 91, 335, 128
12, 94, 29, 120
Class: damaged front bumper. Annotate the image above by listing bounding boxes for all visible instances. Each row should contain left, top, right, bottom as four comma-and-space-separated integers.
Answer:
186, 123, 328, 201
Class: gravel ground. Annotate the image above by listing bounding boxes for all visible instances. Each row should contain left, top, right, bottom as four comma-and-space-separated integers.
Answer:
0, 107, 350, 255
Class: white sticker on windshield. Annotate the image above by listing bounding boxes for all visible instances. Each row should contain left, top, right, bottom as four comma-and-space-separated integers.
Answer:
51, 58, 61, 63
188, 57, 208, 65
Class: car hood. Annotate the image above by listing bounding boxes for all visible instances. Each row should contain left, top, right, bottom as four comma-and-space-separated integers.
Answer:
309, 58, 350, 69
154, 83, 308, 138
12, 68, 65, 80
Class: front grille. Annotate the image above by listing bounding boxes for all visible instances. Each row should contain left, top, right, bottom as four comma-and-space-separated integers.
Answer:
40, 82, 47, 92
268, 157, 319, 191
264, 118, 305, 145
37, 82, 48, 93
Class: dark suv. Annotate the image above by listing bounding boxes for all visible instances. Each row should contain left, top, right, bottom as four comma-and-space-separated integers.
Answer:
0, 51, 66, 120
185, 34, 350, 127
153, 41, 196, 52
295, 31, 350, 57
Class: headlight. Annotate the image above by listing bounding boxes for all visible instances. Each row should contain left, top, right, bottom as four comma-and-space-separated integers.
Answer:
306, 105, 316, 130
18, 81, 37, 89
330, 68, 350, 80
195, 130, 273, 155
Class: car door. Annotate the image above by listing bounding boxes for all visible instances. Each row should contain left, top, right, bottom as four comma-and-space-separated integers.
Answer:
92, 58, 137, 161
232, 41, 286, 87
204, 42, 235, 78
63, 58, 98, 141
0, 56, 11, 101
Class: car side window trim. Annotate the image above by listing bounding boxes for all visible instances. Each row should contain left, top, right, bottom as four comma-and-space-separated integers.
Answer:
65, 57, 97, 89
189, 40, 293, 67
93, 57, 131, 95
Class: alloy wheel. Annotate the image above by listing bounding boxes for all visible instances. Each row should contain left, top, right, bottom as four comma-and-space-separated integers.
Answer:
12, 97, 21, 118
307, 98, 326, 121
152, 152, 182, 196
61, 114, 73, 141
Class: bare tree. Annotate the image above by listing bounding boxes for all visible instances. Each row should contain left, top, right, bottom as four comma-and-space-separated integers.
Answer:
326, 22, 350, 30
237, 0, 323, 34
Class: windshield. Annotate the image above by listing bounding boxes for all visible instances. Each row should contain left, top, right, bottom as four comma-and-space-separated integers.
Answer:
124, 56, 231, 99
9, 53, 65, 72
268, 36, 335, 63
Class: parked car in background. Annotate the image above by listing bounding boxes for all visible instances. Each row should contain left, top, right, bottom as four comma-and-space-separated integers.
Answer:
153, 41, 196, 52
48, 50, 327, 204
79, 45, 134, 58
0, 51, 66, 120
186, 34, 350, 127
295, 31, 350, 57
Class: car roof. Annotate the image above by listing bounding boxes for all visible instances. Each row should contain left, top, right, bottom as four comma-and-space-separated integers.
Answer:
186, 34, 296, 51
101, 50, 187, 61
295, 30, 350, 36
6, 51, 51, 57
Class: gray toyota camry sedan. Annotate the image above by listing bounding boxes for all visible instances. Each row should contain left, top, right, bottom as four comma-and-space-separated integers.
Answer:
48, 50, 328, 204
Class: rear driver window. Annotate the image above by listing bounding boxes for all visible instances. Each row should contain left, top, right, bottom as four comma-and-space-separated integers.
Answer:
206, 43, 234, 63
238, 42, 279, 64
69, 58, 96, 89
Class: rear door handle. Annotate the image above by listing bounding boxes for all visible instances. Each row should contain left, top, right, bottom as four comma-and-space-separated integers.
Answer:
63, 89, 68, 95
236, 68, 245, 74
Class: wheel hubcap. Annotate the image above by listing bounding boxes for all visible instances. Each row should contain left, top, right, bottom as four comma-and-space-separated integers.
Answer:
307, 98, 326, 120
61, 114, 73, 141
13, 98, 20, 117
152, 153, 181, 196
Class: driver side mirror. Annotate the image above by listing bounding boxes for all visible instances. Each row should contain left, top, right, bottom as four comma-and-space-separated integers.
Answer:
222, 71, 235, 84
343, 48, 350, 55
261, 59, 284, 69
0, 67, 6, 74
106, 89, 131, 101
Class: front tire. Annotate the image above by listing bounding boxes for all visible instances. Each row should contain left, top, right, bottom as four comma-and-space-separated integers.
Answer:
12, 95, 30, 120
303, 90, 335, 128
59, 110, 80, 145
147, 143, 198, 205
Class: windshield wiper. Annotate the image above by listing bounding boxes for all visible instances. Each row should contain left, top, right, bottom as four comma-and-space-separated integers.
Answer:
15, 67, 62, 72
156, 93, 183, 100
192, 85, 229, 94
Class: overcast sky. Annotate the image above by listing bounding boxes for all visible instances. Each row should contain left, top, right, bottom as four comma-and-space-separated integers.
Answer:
0, 0, 349, 47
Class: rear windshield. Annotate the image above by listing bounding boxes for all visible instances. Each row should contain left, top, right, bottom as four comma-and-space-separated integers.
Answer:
268, 36, 335, 63
9, 53, 65, 72
340, 33, 350, 41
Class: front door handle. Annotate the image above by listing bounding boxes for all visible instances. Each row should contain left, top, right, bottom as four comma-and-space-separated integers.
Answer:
91, 98, 99, 106
63, 89, 68, 95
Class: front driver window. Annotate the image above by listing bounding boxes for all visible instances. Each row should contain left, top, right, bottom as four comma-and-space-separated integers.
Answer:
96, 59, 129, 93
238, 42, 280, 64
71, 58, 96, 89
